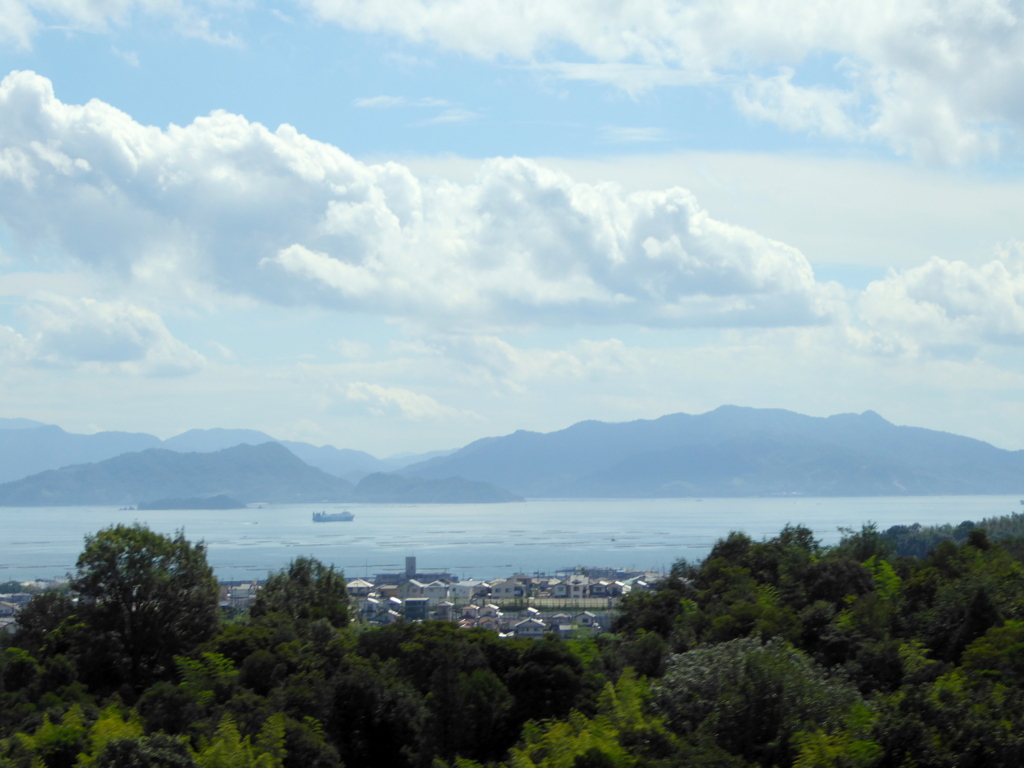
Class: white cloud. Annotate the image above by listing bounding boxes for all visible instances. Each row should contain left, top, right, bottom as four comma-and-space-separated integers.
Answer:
354, 95, 407, 108
333, 338, 372, 359
0, 323, 29, 365
345, 381, 464, 419
111, 46, 140, 67
535, 62, 711, 97
734, 69, 860, 140
297, 0, 1024, 162
0, 0, 39, 50
22, 296, 206, 376
418, 107, 477, 124
0, 0, 241, 49
415, 97, 450, 107
5, 1, 1019, 161
599, 126, 668, 144
354, 95, 450, 108
857, 248, 1024, 352
0, 71, 844, 331
0, 293, 205, 376
429, 333, 632, 391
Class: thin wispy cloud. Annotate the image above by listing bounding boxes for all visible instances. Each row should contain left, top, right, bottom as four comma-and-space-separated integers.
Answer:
418, 108, 478, 125
599, 126, 668, 144
354, 95, 407, 108
354, 95, 451, 108
110, 47, 139, 67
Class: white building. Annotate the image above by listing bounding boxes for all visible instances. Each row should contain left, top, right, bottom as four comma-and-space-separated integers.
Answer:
450, 580, 489, 601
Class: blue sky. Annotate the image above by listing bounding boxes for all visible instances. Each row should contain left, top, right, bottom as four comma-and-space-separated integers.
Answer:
2, 0, 1024, 455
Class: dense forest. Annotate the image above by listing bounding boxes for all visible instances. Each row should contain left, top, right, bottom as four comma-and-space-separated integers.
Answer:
5, 515, 1024, 767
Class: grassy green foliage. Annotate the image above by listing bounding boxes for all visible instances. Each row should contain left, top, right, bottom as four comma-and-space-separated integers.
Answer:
8, 517, 1024, 767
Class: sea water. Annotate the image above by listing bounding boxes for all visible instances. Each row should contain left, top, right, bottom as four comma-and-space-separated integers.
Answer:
1, 496, 1021, 583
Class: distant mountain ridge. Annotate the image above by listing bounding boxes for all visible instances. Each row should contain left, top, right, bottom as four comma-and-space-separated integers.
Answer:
0, 423, 446, 485
0, 443, 519, 506
4, 406, 1023, 499
401, 406, 1024, 497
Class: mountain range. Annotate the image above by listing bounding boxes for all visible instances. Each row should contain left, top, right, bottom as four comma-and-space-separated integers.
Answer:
399, 406, 1024, 497
0, 424, 447, 485
2, 406, 1023, 501
0, 443, 520, 506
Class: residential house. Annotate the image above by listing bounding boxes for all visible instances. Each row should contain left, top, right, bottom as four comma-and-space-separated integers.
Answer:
450, 580, 488, 601
346, 578, 374, 598
489, 578, 520, 600
512, 618, 547, 639
398, 580, 428, 600
359, 596, 382, 621
422, 580, 451, 604
546, 612, 571, 629
573, 611, 603, 633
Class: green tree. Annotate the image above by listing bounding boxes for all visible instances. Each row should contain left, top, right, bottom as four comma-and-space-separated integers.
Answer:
250, 557, 349, 629
653, 636, 861, 766
72, 524, 219, 688
94, 734, 198, 768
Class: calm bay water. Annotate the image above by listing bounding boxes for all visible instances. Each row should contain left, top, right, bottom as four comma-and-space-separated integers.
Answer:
2, 496, 1022, 583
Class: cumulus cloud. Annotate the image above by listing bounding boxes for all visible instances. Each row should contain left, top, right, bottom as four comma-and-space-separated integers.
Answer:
297, 0, 1024, 162
345, 381, 464, 419
425, 333, 631, 390
0, 71, 843, 330
21, 296, 206, 376
856, 248, 1024, 353
734, 70, 860, 140
0, 295, 204, 376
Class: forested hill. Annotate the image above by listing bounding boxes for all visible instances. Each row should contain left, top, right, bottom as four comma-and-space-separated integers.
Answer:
8, 516, 1024, 767
402, 405, 1024, 497
0, 443, 519, 505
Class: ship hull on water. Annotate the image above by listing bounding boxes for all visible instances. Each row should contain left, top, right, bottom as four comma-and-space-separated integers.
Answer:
313, 510, 354, 522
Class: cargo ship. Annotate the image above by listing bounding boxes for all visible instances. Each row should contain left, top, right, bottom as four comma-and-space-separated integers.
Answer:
312, 510, 355, 522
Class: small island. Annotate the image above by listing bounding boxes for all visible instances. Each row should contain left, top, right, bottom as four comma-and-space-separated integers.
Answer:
136, 494, 247, 510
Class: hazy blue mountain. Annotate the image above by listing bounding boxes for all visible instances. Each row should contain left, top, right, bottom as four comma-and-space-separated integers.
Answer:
278, 441, 391, 479
161, 428, 278, 452
161, 429, 391, 478
0, 418, 48, 430
7, 405, 1022, 499
378, 449, 455, 470
0, 442, 519, 505
402, 406, 1024, 497
0, 422, 432, 484
0, 443, 354, 506
0, 425, 161, 484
